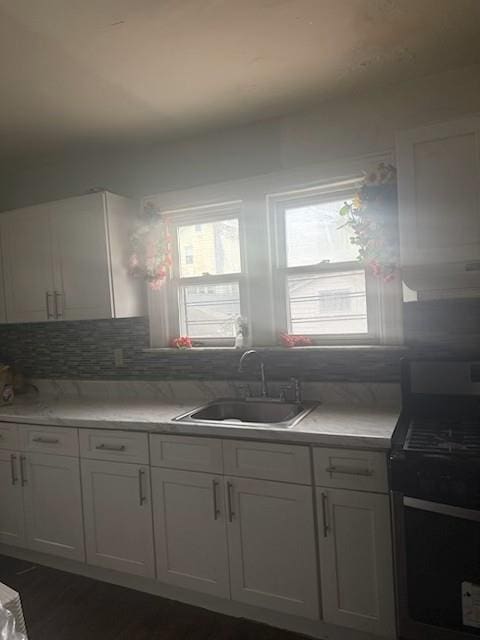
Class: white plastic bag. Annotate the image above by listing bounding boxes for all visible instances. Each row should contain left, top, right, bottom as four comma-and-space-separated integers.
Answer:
0, 603, 26, 640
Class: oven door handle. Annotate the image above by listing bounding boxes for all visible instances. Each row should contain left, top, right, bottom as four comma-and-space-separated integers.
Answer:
403, 496, 480, 522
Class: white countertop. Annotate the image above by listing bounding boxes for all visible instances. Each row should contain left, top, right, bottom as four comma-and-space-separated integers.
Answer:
0, 396, 399, 449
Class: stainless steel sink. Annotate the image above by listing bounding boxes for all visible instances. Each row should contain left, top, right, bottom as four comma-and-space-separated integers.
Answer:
174, 399, 317, 428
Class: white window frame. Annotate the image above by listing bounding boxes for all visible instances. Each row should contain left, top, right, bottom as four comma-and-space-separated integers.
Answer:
151, 201, 248, 347
270, 185, 383, 345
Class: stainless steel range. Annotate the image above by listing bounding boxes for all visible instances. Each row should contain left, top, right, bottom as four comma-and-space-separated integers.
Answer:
391, 358, 480, 640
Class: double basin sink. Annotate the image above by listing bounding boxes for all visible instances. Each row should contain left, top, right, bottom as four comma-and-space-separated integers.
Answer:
174, 398, 317, 429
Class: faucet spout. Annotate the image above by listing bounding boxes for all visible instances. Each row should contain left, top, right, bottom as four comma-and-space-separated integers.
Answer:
238, 350, 268, 398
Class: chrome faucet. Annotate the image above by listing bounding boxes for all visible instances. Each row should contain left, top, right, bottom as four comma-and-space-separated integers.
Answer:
238, 350, 268, 398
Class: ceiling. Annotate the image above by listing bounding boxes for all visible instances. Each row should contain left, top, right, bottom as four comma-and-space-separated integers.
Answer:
1, 0, 480, 168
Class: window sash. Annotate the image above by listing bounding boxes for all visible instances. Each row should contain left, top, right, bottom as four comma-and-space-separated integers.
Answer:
272, 191, 380, 344
163, 207, 247, 345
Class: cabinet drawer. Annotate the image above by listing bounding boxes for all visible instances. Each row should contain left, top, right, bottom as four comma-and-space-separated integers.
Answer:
79, 429, 148, 464
0, 422, 20, 451
149, 434, 223, 473
313, 447, 388, 493
20, 425, 79, 456
223, 440, 311, 484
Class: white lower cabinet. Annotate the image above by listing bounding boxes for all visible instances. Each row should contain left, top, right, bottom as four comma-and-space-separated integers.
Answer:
0, 450, 83, 560
317, 488, 395, 638
0, 451, 25, 547
226, 476, 319, 619
81, 459, 155, 578
151, 468, 230, 597
23, 453, 84, 561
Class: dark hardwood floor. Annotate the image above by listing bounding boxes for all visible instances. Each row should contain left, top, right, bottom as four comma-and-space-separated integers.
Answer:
0, 555, 308, 640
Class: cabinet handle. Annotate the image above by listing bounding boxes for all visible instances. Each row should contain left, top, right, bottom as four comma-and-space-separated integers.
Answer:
10, 454, 17, 486
138, 469, 146, 506
325, 465, 373, 477
226, 481, 235, 522
321, 492, 329, 537
45, 291, 54, 319
32, 437, 60, 444
19, 455, 27, 486
96, 443, 126, 452
212, 479, 220, 520
54, 291, 63, 319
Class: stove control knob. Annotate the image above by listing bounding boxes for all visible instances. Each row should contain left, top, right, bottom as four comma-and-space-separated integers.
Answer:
390, 451, 406, 463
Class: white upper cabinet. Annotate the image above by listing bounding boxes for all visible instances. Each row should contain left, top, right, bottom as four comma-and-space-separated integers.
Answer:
397, 115, 480, 292
2, 203, 55, 322
1, 191, 145, 322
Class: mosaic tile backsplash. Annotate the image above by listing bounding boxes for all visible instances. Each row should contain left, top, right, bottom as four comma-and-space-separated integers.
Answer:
0, 316, 404, 381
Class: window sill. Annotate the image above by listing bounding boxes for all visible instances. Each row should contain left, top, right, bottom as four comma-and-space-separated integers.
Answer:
143, 345, 407, 354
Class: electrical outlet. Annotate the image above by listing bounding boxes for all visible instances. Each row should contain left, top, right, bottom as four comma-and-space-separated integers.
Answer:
113, 348, 124, 367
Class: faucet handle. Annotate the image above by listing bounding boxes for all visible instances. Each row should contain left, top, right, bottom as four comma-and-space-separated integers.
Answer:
290, 377, 302, 403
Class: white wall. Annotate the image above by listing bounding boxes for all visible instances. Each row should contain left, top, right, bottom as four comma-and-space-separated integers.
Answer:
1, 62, 480, 211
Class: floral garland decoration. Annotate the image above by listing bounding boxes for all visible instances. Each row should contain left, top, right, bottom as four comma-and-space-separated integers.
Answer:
339, 163, 399, 281
128, 201, 173, 290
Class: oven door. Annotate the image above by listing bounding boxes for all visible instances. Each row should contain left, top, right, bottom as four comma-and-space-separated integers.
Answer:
393, 492, 480, 640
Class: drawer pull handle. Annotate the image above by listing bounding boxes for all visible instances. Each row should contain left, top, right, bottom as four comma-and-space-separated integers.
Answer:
138, 469, 146, 506
20, 455, 27, 486
321, 492, 329, 537
212, 479, 220, 520
227, 481, 235, 522
96, 444, 126, 452
10, 454, 17, 486
33, 437, 60, 444
326, 466, 373, 477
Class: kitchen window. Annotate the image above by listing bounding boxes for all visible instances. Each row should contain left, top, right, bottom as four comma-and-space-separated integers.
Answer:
272, 190, 380, 343
147, 159, 402, 348
155, 203, 247, 346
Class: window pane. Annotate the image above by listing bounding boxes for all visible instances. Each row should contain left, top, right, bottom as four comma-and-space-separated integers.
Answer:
285, 199, 357, 267
179, 282, 240, 339
178, 218, 241, 277
287, 270, 367, 335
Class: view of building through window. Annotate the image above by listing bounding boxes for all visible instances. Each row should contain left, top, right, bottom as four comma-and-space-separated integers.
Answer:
283, 198, 368, 335
177, 217, 241, 339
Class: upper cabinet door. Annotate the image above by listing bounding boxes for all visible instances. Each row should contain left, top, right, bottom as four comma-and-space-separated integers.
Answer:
397, 116, 480, 269
2, 204, 55, 322
51, 193, 113, 321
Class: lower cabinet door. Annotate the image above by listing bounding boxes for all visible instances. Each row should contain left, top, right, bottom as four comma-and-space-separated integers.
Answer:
151, 468, 230, 598
81, 459, 155, 577
0, 451, 25, 547
23, 453, 84, 561
226, 476, 319, 619
317, 488, 395, 638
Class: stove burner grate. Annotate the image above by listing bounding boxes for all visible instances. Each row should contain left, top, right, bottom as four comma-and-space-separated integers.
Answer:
404, 417, 480, 454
